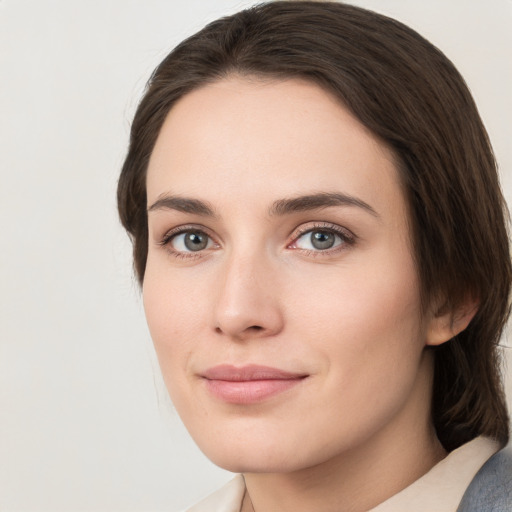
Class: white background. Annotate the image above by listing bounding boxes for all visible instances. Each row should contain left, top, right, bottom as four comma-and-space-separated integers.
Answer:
1, 1, 511, 511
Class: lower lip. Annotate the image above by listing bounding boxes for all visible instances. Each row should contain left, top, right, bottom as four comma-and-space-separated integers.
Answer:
204, 378, 305, 404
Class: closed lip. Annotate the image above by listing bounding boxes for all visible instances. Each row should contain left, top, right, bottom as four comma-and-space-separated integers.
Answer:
200, 364, 309, 404
200, 364, 308, 381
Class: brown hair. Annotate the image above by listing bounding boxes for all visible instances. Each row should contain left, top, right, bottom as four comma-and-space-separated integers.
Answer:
118, 1, 511, 450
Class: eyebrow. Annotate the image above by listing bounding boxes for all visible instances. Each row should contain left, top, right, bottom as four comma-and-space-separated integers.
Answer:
147, 191, 378, 218
148, 196, 217, 217
269, 192, 379, 217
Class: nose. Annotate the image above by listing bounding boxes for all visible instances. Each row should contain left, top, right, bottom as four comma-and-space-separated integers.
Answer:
213, 252, 284, 340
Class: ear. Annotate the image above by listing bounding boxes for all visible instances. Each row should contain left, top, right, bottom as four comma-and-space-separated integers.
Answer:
425, 298, 479, 347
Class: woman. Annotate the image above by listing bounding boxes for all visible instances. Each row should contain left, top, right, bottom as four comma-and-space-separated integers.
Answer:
117, 2, 511, 510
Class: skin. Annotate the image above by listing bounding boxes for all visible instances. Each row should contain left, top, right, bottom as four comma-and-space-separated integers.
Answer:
143, 77, 472, 511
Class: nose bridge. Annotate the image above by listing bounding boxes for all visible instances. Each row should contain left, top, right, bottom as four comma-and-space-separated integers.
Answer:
213, 244, 283, 339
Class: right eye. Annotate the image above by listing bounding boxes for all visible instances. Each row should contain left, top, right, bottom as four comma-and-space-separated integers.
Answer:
167, 230, 215, 253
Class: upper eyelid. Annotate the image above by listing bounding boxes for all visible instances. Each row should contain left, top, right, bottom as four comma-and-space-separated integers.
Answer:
156, 221, 356, 250
158, 227, 220, 260
290, 222, 355, 240
158, 224, 219, 245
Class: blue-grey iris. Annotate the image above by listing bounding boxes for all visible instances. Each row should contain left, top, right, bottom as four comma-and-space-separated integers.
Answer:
311, 231, 335, 250
184, 232, 208, 251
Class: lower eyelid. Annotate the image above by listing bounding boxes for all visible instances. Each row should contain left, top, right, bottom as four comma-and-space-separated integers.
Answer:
156, 223, 354, 258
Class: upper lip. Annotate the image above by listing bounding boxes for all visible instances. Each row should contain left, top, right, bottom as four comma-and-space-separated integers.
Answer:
201, 364, 308, 381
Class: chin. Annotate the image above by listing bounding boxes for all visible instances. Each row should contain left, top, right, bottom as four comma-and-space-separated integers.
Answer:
188, 427, 294, 473
191, 427, 334, 475
205, 448, 302, 474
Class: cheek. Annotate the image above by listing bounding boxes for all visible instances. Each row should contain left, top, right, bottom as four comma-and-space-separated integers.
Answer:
289, 244, 423, 344
143, 249, 212, 335
277, 273, 424, 459
286, 245, 425, 401
142, 263, 205, 390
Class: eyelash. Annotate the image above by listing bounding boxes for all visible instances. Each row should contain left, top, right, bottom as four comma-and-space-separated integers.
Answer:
158, 222, 356, 259
288, 222, 356, 256
158, 224, 217, 260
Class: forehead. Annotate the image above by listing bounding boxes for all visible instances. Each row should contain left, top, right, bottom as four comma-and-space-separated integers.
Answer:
146, 77, 404, 218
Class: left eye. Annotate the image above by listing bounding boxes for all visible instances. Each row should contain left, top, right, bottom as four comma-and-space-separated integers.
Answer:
293, 230, 344, 251
170, 230, 214, 252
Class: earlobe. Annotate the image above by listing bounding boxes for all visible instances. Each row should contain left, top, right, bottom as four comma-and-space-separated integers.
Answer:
425, 300, 479, 347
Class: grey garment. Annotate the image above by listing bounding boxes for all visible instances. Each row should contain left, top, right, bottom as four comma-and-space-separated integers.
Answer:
457, 446, 512, 511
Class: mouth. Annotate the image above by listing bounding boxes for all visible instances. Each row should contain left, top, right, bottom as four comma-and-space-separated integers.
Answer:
200, 364, 309, 404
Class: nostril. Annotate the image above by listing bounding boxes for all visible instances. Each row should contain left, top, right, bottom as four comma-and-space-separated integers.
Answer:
215, 325, 264, 334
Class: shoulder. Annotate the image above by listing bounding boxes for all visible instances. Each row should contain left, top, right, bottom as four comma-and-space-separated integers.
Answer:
179, 475, 246, 512
457, 445, 512, 512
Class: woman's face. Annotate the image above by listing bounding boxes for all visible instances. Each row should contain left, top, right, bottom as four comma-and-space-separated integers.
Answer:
144, 77, 439, 473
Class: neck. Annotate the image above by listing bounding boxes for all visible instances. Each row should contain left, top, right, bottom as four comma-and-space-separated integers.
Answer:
242, 353, 446, 512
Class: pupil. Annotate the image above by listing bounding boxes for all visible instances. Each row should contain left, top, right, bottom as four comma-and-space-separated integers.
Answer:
311, 231, 335, 250
184, 232, 207, 251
